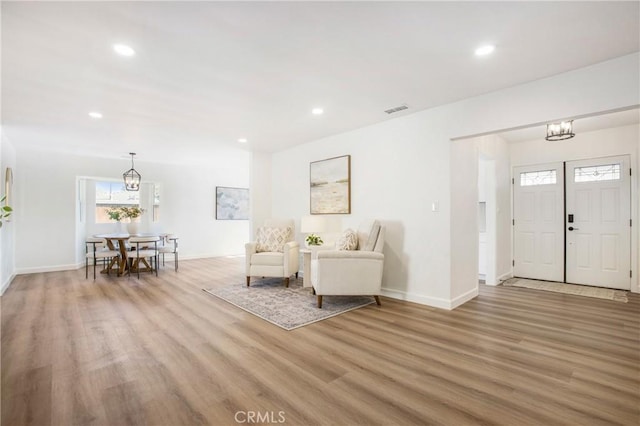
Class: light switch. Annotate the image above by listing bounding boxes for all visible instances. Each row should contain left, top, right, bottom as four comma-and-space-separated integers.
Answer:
431, 201, 439, 212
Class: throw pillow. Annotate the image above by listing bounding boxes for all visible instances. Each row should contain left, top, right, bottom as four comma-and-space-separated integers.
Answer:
256, 227, 291, 252
336, 228, 358, 251
360, 221, 381, 251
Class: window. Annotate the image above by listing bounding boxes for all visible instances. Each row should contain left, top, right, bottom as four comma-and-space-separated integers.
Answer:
574, 164, 621, 182
520, 170, 557, 186
95, 181, 140, 223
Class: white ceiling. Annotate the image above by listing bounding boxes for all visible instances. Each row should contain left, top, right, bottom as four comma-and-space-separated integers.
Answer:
2, 2, 639, 163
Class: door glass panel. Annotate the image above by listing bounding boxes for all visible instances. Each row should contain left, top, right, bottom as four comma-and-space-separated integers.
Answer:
574, 164, 620, 182
520, 170, 557, 186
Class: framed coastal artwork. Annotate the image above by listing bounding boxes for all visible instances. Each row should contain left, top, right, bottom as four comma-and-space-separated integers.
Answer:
216, 186, 249, 220
310, 155, 351, 214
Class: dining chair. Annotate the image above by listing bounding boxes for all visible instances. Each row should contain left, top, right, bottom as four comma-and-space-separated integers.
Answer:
127, 236, 160, 278
159, 233, 179, 271
85, 237, 120, 280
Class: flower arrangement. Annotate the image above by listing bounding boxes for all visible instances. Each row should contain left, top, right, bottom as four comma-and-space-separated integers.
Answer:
120, 206, 145, 220
305, 233, 323, 246
106, 207, 124, 222
105, 206, 145, 222
0, 195, 12, 228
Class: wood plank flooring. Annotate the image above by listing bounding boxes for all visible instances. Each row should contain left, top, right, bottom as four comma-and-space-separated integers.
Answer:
2, 257, 639, 425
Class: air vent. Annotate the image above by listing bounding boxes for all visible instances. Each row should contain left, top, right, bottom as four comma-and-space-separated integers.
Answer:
384, 104, 409, 114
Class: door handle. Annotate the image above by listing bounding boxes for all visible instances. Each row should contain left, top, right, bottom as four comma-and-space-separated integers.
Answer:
568, 226, 579, 231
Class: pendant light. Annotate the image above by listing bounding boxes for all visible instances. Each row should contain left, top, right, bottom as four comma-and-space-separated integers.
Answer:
545, 120, 575, 141
123, 152, 141, 191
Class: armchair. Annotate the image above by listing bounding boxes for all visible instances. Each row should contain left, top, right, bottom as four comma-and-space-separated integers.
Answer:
246, 219, 300, 287
310, 220, 385, 308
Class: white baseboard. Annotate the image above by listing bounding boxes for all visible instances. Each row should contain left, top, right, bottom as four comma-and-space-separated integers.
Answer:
1, 273, 16, 296
450, 287, 479, 309
16, 263, 84, 275
15, 254, 245, 276
381, 286, 478, 310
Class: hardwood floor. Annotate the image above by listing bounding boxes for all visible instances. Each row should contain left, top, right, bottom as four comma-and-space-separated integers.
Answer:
2, 257, 639, 425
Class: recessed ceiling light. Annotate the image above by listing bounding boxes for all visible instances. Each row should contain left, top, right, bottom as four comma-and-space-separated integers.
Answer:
312, 108, 324, 115
113, 44, 135, 57
88, 111, 103, 119
237, 138, 248, 143
475, 45, 495, 56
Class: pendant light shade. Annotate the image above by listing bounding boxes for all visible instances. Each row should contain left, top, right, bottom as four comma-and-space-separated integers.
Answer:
545, 120, 575, 141
123, 152, 141, 191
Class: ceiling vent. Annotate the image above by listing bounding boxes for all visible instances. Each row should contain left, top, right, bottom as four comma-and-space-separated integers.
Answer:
384, 104, 409, 114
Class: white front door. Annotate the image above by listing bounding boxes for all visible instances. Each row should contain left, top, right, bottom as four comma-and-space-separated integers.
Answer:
566, 156, 631, 290
513, 163, 565, 282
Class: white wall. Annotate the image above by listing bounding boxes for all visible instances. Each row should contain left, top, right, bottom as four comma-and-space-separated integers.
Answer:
250, 151, 273, 240
450, 139, 480, 304
14, 149, 251, 274
510, 123, 640, 292
478, 158, 488, 279
272, 109, 452, 305
476, 134, 512, 284
267, 53, 640, 309
1, 134, 17, 293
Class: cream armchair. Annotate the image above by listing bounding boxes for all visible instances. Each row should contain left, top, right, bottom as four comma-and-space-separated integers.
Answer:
246, 219, 300, 287
310, 220, 385, 308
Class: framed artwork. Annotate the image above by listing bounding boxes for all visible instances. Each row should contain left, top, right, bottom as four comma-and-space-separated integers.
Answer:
310, 155, 351, 214
216, 186, 249, 220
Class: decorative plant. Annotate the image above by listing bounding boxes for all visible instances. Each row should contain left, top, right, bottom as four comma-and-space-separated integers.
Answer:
305, 234, 323, 246
0, 195, 12, 228
120, 206, 145, 220
106, 207, 124, 222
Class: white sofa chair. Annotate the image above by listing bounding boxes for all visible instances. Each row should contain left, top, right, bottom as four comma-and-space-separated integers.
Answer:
246, 219, 300, 287
310, 220, 385, 308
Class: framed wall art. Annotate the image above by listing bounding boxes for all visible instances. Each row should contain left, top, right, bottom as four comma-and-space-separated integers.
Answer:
216, 186, 249, 220
310, 155, 351, 214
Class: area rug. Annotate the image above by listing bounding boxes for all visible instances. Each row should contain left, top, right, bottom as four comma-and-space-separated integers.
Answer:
502, 278, 628, 302
203, 278, 375, 330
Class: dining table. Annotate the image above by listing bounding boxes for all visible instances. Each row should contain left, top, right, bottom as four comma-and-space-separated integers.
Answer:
93, 233, 159, 275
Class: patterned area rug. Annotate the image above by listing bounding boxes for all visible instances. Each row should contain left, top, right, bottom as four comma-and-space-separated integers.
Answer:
503, 278, 628, 302
203, 277, 376, 330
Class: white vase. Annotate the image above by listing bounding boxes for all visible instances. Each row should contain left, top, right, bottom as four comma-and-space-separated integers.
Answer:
115, 221, 124, 234
127, 222, 139, 235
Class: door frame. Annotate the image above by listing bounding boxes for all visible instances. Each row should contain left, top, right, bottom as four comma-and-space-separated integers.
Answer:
511, 154, 637, 291
565, 155, 632, 289
512, 162, 565, 282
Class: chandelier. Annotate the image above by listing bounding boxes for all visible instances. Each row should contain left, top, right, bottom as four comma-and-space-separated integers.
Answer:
123, 152, 141, 191
545, 120, 575, 141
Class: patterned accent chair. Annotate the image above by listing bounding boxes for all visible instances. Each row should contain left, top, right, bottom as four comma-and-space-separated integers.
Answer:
310, 220, 385, 308
245, 219, 300, 287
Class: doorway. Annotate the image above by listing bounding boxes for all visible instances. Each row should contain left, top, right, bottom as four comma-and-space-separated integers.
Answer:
513, 155, 631, 290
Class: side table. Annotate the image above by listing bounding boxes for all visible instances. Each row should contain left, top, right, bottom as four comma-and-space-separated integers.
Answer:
300, 248, 312, 288
300, 245, 333, 288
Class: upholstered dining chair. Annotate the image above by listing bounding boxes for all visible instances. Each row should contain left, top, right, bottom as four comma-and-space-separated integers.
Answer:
159, 233, 179, 271
245, 218, 299, 287
85, 237, 120, 280
310, 220, 385, 308
127, 236, 160, 278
